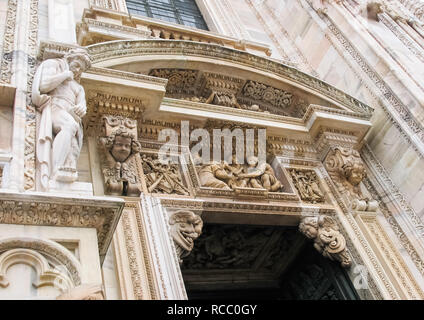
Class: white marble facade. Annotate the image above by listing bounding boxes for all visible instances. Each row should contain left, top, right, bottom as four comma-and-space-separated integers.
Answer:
0, 0, 423, 300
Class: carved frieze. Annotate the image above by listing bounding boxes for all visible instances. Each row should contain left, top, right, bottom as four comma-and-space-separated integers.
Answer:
141, 153, 190, 196
182, 224, 300, 271
149, 68, 310, 118
299, 215, 352, 268
169, 210, 203, 264
149, 69, 200, 96
98, 115, 142, 197
325, 147, 378, 211
0, 192, 124, 261
288, 169, 325, 203
197, 157, 283, 193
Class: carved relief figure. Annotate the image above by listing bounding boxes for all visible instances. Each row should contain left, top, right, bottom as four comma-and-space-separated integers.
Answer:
99, 116, 142, 197
169, 210, 203, 264
299, 216, 352, 268
197, 161, 233, 190
238, 156, 283, 191
289, 169, 325, 203
325, 147, 378, 211
32, 48, 91, 190
142, 154, 189, 195
197, 156, 283, 192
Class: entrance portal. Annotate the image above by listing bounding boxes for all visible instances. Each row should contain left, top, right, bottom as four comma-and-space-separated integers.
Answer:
181, 223, 359, 300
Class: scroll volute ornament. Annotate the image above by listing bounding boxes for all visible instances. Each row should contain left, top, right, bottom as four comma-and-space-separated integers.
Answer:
325, 147, 378, 212
98, 115, 142, 197
299, 215, 352, 268
169, 210, 203, 264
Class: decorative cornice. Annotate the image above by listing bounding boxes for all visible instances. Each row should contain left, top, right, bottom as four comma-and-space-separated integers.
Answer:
81, 39, 373, 116
160, 198, 335, 216
0, 191, 124, 263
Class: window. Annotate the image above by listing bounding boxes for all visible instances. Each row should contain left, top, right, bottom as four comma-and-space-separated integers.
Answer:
126, 0, 209, 30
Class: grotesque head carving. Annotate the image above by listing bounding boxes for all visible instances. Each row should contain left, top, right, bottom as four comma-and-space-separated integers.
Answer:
104, 127, 141, 163
169, 210, 203, 256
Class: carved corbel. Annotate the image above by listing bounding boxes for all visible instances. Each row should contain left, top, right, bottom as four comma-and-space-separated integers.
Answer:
169, 210, 203, 264
98, 115, 142, 197
299, 215, 352, 268
325, 147, 378, 212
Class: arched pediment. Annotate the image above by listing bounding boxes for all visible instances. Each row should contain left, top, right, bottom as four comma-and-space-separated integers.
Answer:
38, 40, 373, 143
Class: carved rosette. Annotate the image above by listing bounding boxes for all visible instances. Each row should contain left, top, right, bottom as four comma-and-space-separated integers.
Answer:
299, 215, 352, 268
325, 147, 378, 212
98, 115, 142, 197
169, 210, 203, 264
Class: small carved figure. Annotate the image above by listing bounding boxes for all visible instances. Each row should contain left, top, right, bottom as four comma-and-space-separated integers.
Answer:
32, 48, 91, 189
99, 125, 142, 197
169, 210, 203, 264
289, 169, 325, 203
299, 215, 352, 268
238, 156, 283, 191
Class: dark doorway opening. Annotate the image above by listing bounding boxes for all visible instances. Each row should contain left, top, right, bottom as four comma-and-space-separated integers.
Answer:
181, 223, 359, 300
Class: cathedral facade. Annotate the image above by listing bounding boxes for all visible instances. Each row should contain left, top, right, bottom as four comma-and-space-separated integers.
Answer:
0, 0, 423, 300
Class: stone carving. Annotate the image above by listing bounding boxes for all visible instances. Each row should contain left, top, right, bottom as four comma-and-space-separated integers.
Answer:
242, 80, 293, 109
366, 2, 383, 21
325, 147, 378, 211
299, 215, 352, 268
182, 224, 300, 271
149, 68, 309, 117
141, 154, 189, 195
149, 69, 199, 96
56, 284, 105, 300
98, 115, 142, 197
32, 48, 91, 190
0, 198, 121, 260
197, 157, 283, 192
289, 169, 325, 203
169, 210, 203, 264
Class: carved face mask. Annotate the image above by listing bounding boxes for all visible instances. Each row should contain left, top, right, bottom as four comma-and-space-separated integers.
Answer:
173, 221, 200, 251
111, 135, 132, 163
348, 168, 364, 186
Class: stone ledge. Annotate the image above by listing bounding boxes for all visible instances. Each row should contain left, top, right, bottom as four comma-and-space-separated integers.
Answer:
0, 191, 125, 263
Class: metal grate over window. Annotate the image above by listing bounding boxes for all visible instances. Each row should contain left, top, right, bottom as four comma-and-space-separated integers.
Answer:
126, 0, 209, 30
